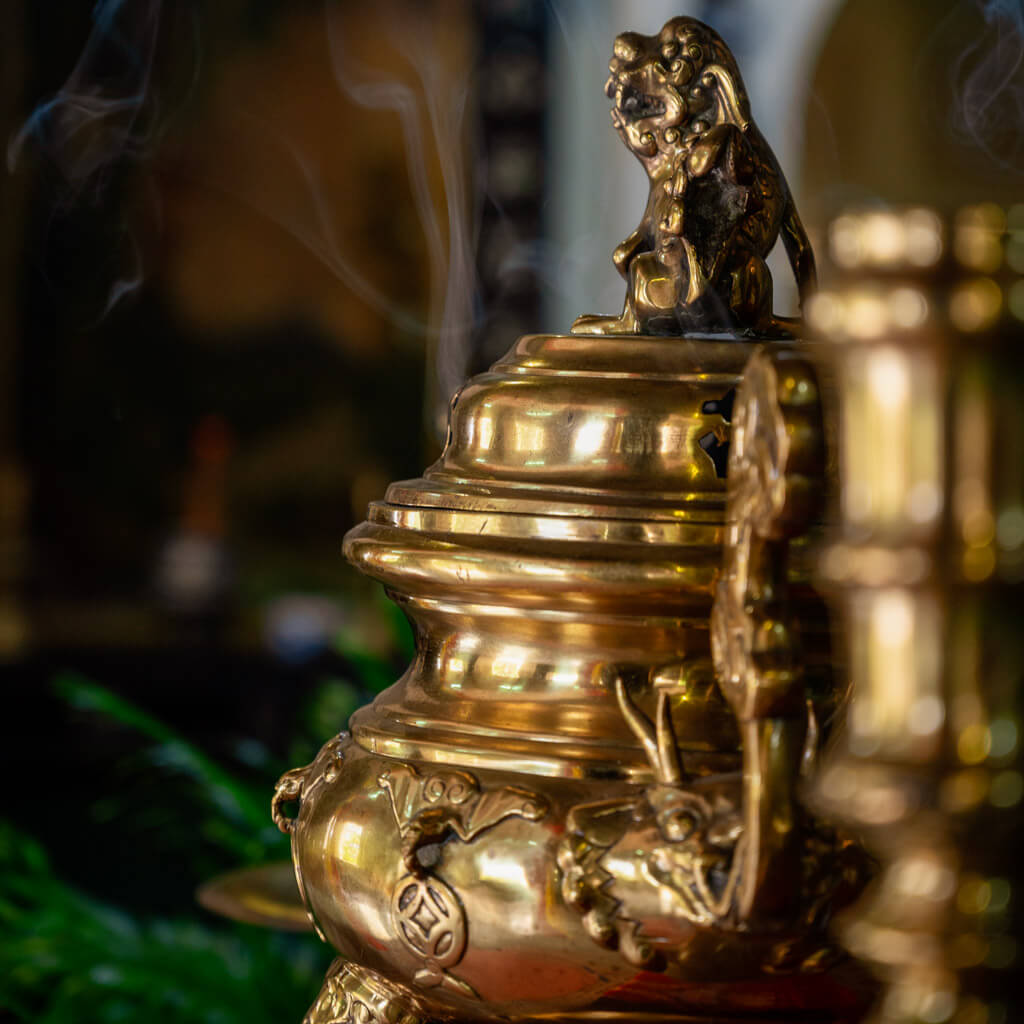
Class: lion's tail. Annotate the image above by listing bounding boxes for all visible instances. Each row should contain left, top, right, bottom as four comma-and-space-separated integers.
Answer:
779, 197, 817, 313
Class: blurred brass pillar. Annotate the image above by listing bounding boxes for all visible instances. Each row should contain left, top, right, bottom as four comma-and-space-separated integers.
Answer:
812, 205, 1024, 1024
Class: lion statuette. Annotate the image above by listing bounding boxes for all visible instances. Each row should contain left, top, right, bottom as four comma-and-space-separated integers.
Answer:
572, 16, 815, 337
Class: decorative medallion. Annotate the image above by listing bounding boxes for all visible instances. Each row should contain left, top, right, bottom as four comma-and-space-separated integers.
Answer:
392, 874, 467, 988
380, 763, 547, 996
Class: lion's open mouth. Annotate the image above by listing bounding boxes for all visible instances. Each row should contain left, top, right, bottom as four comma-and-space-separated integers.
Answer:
610, 81, 666, 122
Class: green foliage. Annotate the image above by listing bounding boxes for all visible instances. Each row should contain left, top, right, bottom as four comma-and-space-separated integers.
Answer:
0, 586, 415, 1021
0, 821, 330, 1023
55, 673, 285, 864
0, 673, 347, 1023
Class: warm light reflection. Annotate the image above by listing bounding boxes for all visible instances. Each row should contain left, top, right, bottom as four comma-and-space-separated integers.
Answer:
950, 278, 1002, 332
868, 348, 909, 410
954, 203, 1006, 273
841, 346, 942, 530
478, 852, 530, 890
852, 588, 942, 757
892, 856, 955, 902
847, 292, 889, 339
655, 419, 690, 475
535, 517, 572, 540
888, 287, 928, 330
573, 418, 609, 457
335, 821, 365, 866
492, 651, 527, 680
549, 664, 579, 690
513, 422, 546, 453
477, 415, 495, 451
830, 208, 943, 270
865, 589, 914, 747
904, 208, 944, 266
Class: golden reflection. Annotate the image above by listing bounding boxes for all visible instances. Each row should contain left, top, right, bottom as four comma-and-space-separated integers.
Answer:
335, 820, 366, 867
846, 291, 890, 339
950, 279, 1003, 333
867, 347, 909, 409
477, 851, 530, 891
476, 415, 495, 451
892, 856, 955, 902
829, 208, 944, 271
491, 651, 528, 681
852, 588, 944, 758
889, 287, 929, 330
573, 418, 609, 458
513, 422, 547, 454
954, 204, 1006, 273
958, 724, 991, 766
840, 346, 942, 532
815, 205, 1024, 1024
548, 665, 580, 691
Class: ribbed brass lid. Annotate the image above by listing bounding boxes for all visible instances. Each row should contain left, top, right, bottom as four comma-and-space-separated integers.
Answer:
382, 332, 755, 530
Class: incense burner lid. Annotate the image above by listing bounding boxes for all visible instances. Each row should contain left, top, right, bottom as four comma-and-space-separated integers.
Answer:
385, 331, 758, 528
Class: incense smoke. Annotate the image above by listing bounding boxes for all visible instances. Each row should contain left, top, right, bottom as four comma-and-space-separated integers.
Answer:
7, 0, 196, 314
11, 1, 483, 432
951, 0, 1024, 173
8, 0, 165, 192
325, 3, 478, 434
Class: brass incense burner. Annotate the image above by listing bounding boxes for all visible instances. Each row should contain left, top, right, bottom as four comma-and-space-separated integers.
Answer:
272, 17, 872, 1024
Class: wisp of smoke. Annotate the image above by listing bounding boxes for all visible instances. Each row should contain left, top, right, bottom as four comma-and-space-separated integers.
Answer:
7, 0, 197, 316
952, 0, 1024, 173
11, 0, 482, 424
325, 3, 479, 435
8, 0, 163, 192
203, 108, 443, 339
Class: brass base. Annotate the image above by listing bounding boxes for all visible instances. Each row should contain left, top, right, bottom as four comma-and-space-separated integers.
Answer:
302, 958, 866, 1024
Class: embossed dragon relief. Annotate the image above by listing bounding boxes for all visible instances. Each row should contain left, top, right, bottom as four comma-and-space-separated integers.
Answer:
571, 16, 815, 337
557, 348, 869, 973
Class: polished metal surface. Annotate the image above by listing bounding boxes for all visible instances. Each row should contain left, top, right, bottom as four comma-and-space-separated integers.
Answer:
570, 17, 814, 337
271, 16, 871, 1024
343, 332, 839, 784
196, 862, 312, 932
812, 205, 1024, 1024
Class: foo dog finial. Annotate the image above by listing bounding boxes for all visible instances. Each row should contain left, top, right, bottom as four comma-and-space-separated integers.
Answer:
572, 16, 816, 337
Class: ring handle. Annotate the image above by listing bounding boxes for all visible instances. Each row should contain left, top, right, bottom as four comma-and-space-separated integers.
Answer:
272, 765, 310, 834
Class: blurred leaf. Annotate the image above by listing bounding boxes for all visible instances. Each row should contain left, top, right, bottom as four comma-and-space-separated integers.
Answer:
304, 677, 361, 738
54, 672, 283, 862
0, 656, 355, 1023
377, 591, 415, 662
0, 820, 329, 1024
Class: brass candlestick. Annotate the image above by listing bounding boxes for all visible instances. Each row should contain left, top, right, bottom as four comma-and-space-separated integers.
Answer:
272, 17, 871, 1024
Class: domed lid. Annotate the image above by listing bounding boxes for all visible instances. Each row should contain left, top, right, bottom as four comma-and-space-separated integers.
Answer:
386, 332, 755, 528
